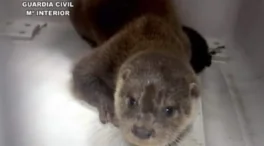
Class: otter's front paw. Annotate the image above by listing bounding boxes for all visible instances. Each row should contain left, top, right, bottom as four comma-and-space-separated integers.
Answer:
98, 101, 119, 127
99, 104, 114, 124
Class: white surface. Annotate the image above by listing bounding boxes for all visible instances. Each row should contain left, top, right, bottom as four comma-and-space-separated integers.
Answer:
205, 38, 228, 63
206, 38, 225, 51
0, 19, 47, 40
175, 0, 240, 40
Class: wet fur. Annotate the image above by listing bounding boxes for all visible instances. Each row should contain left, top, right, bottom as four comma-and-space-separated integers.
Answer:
70, 0, 202, 146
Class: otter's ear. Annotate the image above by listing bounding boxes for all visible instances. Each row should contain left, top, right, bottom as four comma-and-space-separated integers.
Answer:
121, 68, 131, 80
189, 83, 200, 98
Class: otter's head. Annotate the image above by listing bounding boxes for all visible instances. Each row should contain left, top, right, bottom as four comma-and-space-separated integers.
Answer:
114, 51, 200, 146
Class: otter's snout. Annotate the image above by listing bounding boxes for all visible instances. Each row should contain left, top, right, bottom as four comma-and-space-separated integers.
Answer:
132, 125, 155, 139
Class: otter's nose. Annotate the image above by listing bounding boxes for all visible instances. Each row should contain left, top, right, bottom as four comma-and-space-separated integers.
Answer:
132, 125, 154, 139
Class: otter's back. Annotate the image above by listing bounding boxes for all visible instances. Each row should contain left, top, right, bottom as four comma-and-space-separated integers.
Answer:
70, 0, 181, 44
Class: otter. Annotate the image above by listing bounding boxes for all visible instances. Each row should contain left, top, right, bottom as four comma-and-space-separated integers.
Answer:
77, 26, 212, 74
70, 0, 201, 146
183, 26, 212, 74
70, 0, 212, 74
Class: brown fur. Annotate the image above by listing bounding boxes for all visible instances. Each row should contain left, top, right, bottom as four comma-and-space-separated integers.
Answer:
114, 50, 200, 146
70, 0, 200, 146
69, 0, 189, 51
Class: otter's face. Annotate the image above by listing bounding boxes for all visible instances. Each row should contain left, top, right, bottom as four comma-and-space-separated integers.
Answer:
114, 67, 200, 146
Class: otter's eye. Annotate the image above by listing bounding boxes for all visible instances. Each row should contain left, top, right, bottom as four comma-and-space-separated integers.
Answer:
127, 97, 137, 107
164, 107, 175, 117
